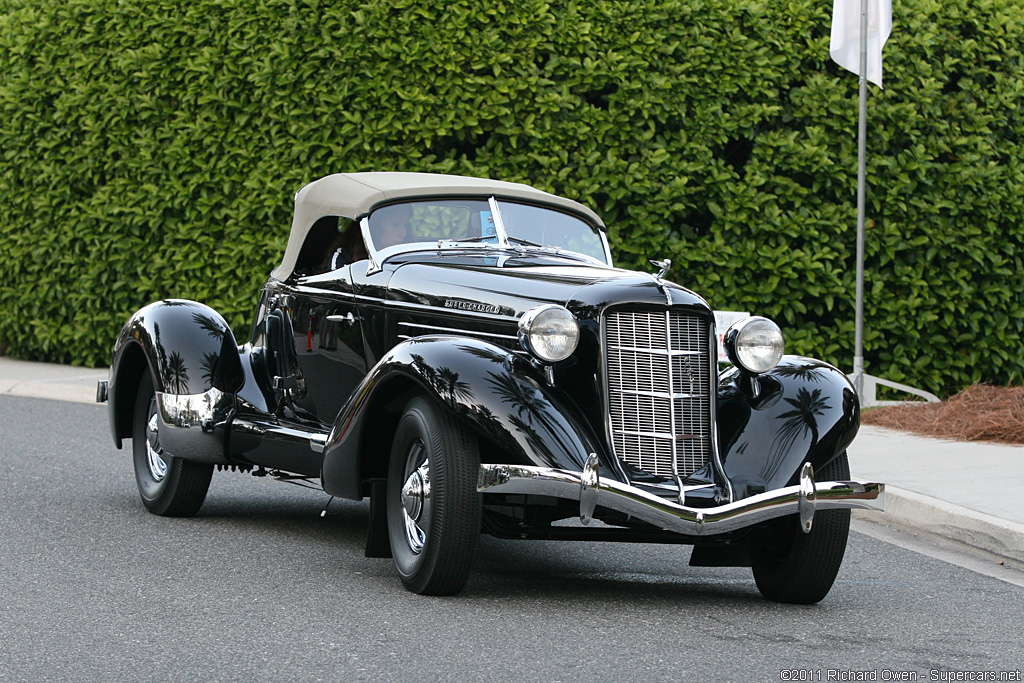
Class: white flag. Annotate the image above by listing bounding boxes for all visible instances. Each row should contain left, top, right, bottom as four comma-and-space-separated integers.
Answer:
830, 0, 892, 88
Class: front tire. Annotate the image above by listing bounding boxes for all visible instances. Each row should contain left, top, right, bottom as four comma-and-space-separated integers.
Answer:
750, 452, 852, 604
131, 373, 213, 517
386, 396, 481, 595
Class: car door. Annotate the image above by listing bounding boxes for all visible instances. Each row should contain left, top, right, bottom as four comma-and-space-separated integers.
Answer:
235, 268, 366, 477
285, 265, 368, 423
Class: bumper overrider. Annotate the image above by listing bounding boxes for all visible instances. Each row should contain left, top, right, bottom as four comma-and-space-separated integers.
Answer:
478, 455, 885, 536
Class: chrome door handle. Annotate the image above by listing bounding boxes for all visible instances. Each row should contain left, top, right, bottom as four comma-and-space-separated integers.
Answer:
326, 312, 359, 324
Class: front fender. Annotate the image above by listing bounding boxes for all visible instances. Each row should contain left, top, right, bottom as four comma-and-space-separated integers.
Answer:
107, 299, 243, 458
717, 356, 860, 499
320, 336, 608, 500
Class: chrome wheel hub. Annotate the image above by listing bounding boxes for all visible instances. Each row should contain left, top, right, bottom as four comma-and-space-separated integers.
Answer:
402, 471, 425, 520
146, 405, 168, 482
400, 445, 431, 555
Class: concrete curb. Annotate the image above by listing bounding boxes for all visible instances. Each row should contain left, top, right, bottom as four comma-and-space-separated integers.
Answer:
855, 485, 1024, 567
0, 378, 105, 405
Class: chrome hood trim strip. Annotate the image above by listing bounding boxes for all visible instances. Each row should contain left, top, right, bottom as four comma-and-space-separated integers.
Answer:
478, 463, 884, 536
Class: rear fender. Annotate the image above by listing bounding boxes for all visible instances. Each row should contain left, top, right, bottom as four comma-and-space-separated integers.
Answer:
717, 356, 860, 499
107, 300, 243, 463
320, 336, 607, 500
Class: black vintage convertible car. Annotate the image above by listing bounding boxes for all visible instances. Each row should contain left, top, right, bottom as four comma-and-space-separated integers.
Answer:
99, 172, 884, 603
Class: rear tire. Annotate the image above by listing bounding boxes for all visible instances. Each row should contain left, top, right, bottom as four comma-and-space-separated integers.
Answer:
131, 373, 213, 517
750, 452, 851, 604
386, 396, 481, 595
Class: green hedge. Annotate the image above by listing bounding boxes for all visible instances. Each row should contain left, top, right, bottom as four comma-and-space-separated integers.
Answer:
1, 0, 1022, 395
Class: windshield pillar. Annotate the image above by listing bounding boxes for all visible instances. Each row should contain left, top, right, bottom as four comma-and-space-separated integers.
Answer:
487, 196, 510, 247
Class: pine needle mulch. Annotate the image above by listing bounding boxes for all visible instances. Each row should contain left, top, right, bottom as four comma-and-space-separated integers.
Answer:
861, 384, 1024, 445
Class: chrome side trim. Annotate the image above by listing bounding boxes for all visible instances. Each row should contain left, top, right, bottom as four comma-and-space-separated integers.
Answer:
154, 387, 233, 463
395, 334, 529, 357
478, 462, 884, 536
397, 321, 518, 342
351, 294, 519, 324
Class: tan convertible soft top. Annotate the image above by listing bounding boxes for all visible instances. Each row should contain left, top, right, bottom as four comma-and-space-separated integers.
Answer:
271, 172, 606, 280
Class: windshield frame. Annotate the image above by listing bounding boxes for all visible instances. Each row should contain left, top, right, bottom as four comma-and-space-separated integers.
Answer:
360, 196, 612, 274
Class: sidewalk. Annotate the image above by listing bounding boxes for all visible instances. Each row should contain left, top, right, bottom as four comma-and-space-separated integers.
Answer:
0, 357, 108, 405
2, 356, 1022, 566
850, 425, 1024, 567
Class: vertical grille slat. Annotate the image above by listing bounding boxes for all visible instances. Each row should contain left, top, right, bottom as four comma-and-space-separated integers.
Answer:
606, 310, 712, 479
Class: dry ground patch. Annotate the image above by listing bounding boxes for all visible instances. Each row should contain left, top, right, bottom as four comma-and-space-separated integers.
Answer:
862, 384, 1024, 444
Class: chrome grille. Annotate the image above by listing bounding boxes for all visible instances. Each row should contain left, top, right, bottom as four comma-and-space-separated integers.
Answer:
605, 310, 712, 479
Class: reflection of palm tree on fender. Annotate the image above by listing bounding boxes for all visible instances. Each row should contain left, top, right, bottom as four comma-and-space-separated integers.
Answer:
163, 351, 190, 395
192, 312, 225, 341
486, 371, 578, 459
508, 414, 556, 463
408, 354, 472, 404
152, 320, 191, 394
435, 367, 472, 405
486, 372, 547, 424
771, 360, 828, 383
200, 352, 218, 386
762, 387, 830, 480
408, 353, 437, 394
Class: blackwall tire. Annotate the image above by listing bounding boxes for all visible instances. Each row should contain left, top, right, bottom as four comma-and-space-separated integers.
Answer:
386, 396, 481, 596
750, 451, 852, 604
131, 373, 213, 517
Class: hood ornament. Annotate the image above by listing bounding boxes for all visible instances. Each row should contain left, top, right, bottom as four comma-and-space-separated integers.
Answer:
650, 259, 672, 279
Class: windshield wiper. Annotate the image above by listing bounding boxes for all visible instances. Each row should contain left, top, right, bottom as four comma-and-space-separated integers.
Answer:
506, 236, 543, 248
440, 235, 498, 245
440, 235, 545, 249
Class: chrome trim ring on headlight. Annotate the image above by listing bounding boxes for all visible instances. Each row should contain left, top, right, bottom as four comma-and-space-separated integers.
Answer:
518, 304, 580, 363
724, 316, 785, 374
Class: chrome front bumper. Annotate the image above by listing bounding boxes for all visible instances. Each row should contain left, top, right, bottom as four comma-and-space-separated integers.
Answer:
477, 457, 885, 536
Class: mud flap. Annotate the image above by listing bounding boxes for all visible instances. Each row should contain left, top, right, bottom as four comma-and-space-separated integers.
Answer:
365, 479, 392, 558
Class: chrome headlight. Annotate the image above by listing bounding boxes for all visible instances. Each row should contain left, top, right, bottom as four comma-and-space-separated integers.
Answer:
724, 316, 785, 374
518, 305, 579, 363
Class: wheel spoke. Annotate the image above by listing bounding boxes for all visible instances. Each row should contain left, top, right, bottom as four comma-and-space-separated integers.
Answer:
146, 403, 168, 482
403, 512, 426, 554
146, 441, 168, 481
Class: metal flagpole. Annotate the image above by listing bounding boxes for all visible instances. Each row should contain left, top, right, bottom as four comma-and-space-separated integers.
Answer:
852, 0, 868, 397
836, 0, 934, 406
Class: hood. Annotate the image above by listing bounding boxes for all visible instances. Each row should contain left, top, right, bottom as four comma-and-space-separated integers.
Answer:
385, 251, 711, 322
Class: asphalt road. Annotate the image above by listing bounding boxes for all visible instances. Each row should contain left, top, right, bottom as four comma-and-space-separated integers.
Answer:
2, 396, 1022, 682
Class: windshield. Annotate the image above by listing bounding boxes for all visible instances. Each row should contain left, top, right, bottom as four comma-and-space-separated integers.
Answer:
363, 198, 610, 265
